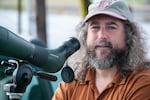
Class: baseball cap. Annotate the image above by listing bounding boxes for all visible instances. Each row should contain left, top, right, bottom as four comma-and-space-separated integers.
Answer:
83, 0, 133, 23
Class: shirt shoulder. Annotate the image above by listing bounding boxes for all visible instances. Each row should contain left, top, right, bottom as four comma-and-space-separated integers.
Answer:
52, 80, 81, 100
132, 68, 150, 81
124, 68, 150, 99
52, 68, 95, 100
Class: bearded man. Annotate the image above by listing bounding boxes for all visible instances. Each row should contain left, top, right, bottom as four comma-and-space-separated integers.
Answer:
53, 0, 150, 100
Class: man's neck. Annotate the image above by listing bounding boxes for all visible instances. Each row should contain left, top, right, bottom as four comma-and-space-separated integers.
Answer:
96, 65, 117, 80
95, 65, 117, 93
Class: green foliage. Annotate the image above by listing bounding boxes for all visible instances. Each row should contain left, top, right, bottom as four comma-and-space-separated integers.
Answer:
0, 0, 17, 5
0, 0, 27, 10
126, 0, 148, 4
145, 0, 150, 4
0, 0, 149, 10
48, 0, 78, 3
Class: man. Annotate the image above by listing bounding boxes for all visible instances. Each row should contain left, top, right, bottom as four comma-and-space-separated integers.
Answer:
53, 0, 150, 99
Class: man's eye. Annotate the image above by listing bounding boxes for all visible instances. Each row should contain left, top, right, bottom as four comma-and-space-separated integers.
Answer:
107, 25, 117, 30
91, 25, 100, 29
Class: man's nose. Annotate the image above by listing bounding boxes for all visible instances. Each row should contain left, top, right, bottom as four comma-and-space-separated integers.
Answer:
97, 28, 108, 39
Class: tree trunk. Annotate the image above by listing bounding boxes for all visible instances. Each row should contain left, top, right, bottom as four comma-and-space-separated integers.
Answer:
35, 0, 47, 45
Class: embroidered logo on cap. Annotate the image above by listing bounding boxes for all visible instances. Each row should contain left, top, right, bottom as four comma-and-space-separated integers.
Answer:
98, 0, 117, 10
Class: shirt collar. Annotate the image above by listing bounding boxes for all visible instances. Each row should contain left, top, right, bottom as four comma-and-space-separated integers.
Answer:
84, 67, 129, 85
85, 67, 95, 83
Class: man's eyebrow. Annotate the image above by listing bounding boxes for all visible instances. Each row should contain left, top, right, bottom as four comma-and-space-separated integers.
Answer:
106, 22, 118, 26
89, 20, 99, 26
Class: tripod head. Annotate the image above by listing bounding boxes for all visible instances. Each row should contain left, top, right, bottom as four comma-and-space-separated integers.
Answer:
1, 59, 58, 100
2, 59, 33, 100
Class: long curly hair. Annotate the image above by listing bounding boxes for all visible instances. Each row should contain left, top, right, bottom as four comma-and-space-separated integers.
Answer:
68, 20, 149, 82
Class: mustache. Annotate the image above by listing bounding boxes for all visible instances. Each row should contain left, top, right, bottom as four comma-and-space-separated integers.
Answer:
94, 40, 112, 48
87, 40, 112, 52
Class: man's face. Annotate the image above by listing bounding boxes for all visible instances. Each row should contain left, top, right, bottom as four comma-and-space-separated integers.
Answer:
86, 15, 126, 69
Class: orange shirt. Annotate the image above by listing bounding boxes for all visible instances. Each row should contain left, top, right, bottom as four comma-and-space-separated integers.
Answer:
52, 68, 150, 100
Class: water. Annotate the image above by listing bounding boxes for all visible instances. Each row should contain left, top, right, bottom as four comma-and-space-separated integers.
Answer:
0, 10, 82, 48
47, 14, 82, 48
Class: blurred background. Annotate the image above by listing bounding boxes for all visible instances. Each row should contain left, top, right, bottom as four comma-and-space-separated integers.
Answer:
0, 0, 150, 47
0, 0, 150, 100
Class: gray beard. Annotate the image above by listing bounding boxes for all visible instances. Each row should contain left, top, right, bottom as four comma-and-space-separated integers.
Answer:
87, 48, 127, 70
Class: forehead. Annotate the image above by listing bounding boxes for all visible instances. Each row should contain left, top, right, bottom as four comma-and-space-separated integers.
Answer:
88, 14, 124, 24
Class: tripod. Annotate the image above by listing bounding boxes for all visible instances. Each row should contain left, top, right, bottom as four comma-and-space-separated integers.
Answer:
2, 59, 33, 100
1, 59, 57, 100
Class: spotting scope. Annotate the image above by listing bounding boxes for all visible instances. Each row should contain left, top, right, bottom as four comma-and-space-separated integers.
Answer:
0, 26, 80, 73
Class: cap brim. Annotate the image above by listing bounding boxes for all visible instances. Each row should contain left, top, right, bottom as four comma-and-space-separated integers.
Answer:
83, 11, 127, 23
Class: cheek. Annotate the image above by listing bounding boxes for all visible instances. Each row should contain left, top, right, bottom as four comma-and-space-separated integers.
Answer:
112, 33, 126, 49
86, 32, 96, 48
